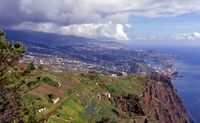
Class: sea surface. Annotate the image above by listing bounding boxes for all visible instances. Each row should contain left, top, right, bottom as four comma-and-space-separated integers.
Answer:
139, 46, 200, 123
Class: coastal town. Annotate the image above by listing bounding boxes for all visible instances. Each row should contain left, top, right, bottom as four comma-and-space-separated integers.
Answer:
20, 47, 178, 77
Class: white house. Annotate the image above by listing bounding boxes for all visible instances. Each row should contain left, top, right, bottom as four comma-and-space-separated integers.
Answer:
39, 107, 47, 113
52, 97, 60, 104
111, 74, 117, 77
104, 93, 111, 99
57, 82, 62, 87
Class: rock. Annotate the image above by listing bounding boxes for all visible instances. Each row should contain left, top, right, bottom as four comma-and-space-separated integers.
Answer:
111, 73, 190, 123
113, 94, 144, 116
141, 73, 190, 123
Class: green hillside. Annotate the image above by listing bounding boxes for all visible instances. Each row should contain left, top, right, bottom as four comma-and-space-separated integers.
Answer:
22, 68, 149, 123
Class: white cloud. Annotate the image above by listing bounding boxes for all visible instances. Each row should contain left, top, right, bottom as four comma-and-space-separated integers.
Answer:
60, 22, 129, 40
13, 22, 129, 40
16, 0, 200, 24
1, 0, 200, 40
178, 32, 200, 40
1, 0, 200, 25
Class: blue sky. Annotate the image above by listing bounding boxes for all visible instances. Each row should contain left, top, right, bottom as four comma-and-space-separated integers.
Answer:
128, 13, 200, 37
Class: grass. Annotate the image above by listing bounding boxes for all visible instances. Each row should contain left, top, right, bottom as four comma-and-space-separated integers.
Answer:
48, 98, 86, 123
48, 116, 70, 123
105, 74, 146, 95
40, 76, 57, 85
47, 73, 147, 123
22, 69, 149, 123
23, 94, 38, 103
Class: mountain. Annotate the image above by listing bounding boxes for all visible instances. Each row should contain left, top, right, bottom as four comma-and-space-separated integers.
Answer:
4, 29, 178, 76
4, 29, 125, 51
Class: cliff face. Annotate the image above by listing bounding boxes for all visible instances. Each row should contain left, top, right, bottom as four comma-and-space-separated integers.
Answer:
112, 73, 190, 123
113, 94, 144, 116
140, 72, 190, 123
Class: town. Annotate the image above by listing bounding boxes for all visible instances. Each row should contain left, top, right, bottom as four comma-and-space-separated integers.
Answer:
20, 47, 178, 78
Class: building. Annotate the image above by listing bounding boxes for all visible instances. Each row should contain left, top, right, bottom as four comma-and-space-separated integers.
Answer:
52, 97, 60, 104
39, 107, 47, 113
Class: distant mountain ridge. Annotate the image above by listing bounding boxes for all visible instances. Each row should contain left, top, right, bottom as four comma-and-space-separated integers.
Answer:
4, 29, 125, 50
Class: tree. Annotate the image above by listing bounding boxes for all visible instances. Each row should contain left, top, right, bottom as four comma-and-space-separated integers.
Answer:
0, 29, 26, 82
0, 28, 31, 122
0, 28, 26, 121
23, 62, 35, 75
0, 28, 46, 123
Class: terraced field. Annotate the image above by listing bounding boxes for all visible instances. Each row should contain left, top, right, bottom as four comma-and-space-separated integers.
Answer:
23, 69, 148, 123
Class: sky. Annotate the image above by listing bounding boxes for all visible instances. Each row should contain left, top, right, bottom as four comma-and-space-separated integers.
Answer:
0, 0, 200, 45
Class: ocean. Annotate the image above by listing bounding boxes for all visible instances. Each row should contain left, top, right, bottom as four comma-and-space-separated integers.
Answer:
143, 46, 200, 123
164, 47, 200, 123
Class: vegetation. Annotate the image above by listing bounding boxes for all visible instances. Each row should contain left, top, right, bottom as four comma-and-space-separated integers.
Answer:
0, 29, 44, 122
0, 28, 149, 122
30, 71, 147, 123
23, 62, 35, 75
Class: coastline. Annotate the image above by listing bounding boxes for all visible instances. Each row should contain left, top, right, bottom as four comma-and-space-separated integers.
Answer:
137, 45, 200, 123
139, 72, 190, 123
172, 60, 200, 123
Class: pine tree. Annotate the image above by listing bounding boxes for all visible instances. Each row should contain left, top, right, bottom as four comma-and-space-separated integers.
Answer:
0, 28, 26, 122
0, 28, 46, 123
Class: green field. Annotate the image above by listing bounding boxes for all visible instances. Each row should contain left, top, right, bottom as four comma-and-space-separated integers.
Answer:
22, 69, 149, 123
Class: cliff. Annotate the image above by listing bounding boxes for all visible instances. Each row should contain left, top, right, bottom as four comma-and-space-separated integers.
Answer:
111, 72, 190, 123
141, 72, 190, 123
